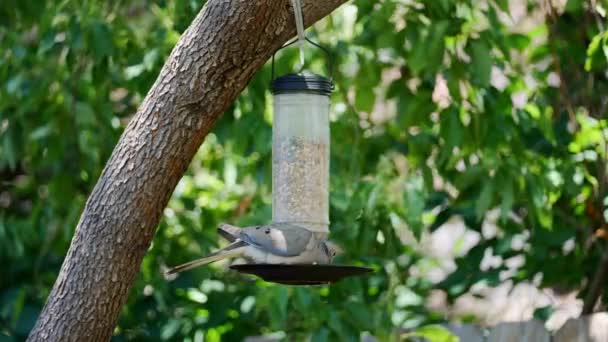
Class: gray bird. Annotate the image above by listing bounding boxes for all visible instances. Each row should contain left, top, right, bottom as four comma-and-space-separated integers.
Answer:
166, 223, 342, 275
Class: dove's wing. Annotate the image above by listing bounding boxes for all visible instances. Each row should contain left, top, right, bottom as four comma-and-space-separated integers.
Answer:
240, 224, 313, 257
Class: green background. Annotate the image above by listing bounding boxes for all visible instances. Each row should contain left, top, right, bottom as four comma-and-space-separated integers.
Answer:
1, 0, 608, 340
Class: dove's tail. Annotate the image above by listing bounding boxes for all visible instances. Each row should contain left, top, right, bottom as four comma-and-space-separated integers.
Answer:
218, 223, 241, 242
165, 241, 246, 275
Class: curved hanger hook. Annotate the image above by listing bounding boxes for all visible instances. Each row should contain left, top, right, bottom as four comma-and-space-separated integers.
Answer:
271, 37, 334, 83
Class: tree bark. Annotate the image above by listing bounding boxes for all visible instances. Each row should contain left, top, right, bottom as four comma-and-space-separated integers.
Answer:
582, 245, 608, 314
27, 0, 347, 340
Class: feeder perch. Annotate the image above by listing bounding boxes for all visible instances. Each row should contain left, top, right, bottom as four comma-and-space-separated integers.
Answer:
231, 264, 373, 285
230, 38, 372, 285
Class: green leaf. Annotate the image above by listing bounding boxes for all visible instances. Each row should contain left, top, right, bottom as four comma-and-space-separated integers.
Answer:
328, 311, 347, 339
565, 0, 583, 12
186, 288, 207, 304
345, 302, 373, 330
160, 319, 180, 340
398, 90, 436, 129
454, 165, 485, 190
585, 32, 608, 71
440, 109, 464, 151
125, 64, 146, 80
495, 235, 513, 255
495, 0, 510, 12
355, 89, 376, 113
90, 21, 114, 60
267, 286, 288, 330
525, 104, 541, 119
404, 176, 426, 239
75, 102, 96, 127
293, 288, 312, 312
143, 48, 159, 70
499, 177, 514, 221
536, 207, 553, 229
469, 39, 492, 87
507, 33, 531, 51
408, 21, 449, 74
2, 132, 17, 170
29, 125, 53, 140
311, 328, 330, 342
533, 306, 555, 321
408, 324, 459, 342
476, 178, 495, 220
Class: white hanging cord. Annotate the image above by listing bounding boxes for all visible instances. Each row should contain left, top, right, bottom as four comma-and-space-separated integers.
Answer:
291, 0, 306, 68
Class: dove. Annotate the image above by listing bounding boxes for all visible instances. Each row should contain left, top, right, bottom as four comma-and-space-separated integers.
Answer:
166, 223, 342, 275
219, 223, 330, 244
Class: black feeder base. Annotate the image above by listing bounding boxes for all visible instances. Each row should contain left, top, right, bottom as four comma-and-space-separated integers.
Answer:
229, 264, 373, 285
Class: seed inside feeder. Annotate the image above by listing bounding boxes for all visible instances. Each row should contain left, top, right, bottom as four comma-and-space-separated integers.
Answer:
272, 137, 329, 232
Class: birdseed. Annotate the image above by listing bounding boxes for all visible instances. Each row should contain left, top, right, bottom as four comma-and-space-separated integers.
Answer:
272, 136, 329, 231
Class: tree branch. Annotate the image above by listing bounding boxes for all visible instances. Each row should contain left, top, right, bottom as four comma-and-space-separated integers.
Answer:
27, 0, 347, 340
583, 243, 608, 314
545, 0, 578, 131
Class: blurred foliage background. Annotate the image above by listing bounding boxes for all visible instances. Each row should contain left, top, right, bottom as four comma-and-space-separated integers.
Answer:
2, 0, 608, 340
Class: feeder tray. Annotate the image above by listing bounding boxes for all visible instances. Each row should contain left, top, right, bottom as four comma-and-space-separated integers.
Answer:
230, 264, 373, 285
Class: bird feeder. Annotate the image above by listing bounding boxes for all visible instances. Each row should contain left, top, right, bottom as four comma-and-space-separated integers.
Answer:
230, 38, 371, 285
271, 49, 332, 240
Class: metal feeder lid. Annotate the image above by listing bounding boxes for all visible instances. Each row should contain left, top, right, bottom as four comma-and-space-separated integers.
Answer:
230, 264, 373, 285
271, 72, 334, 96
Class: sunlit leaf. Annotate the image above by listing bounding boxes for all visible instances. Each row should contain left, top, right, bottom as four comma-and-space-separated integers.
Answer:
408, 324, 459, 342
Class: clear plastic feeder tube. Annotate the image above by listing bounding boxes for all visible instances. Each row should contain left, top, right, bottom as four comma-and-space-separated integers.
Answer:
271, 73, 332, 236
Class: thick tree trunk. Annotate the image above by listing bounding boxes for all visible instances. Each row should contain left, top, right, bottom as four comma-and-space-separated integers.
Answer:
27, 1, 346, 340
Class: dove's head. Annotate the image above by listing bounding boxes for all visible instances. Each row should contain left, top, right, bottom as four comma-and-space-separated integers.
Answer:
323, 241, 344, 261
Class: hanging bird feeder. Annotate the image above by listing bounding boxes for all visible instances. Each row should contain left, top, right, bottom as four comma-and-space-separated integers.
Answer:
230, 26, 372, 285
270, 37, 333, 241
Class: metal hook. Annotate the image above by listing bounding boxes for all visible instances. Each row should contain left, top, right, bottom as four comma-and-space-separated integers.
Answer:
271, 37, 334, 83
